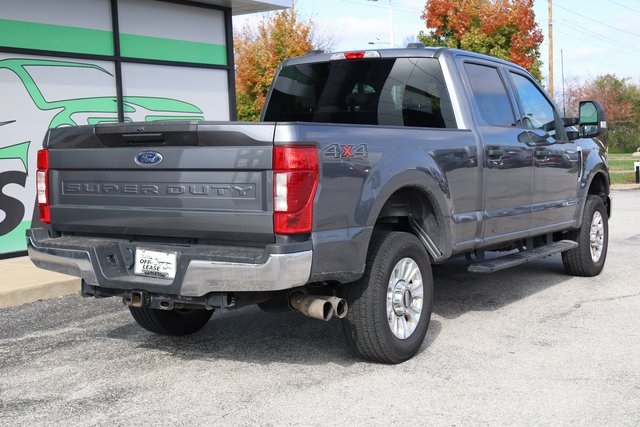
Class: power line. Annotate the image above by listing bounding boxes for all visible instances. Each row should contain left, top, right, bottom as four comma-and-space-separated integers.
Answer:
553, 24, 640, 65
554, 3, 640, 38
339, 0, 423, 14
552, 12, 640, 56
607, 0, 640, 14
561, 20, 618, 44
556, 25, 640, 60
551, 7, 640, 57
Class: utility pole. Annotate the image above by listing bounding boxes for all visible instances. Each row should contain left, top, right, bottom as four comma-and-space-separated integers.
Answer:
548, 0, 554, 98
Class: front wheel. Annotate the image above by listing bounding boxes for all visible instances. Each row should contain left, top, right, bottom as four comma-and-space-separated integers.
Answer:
342, 231, 433, 364
129, 306, 214, 336
562, 195, 609, 277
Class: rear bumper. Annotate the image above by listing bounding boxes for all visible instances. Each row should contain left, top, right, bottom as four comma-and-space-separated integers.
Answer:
180, 252, 312, 294
27, 228, 312, 296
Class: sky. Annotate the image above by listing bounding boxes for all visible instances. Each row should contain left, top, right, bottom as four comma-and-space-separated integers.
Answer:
233, 0, 640, 91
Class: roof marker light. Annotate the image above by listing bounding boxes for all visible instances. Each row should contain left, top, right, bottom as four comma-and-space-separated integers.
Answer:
330, 51, 381, 61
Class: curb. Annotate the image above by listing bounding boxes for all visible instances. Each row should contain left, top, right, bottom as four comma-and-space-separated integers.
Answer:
0, 257, 79, 309
611, 184, 640, 191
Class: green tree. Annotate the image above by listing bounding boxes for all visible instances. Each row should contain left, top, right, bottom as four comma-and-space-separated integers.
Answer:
234, 6, 327, 121
418, 0, 543, 79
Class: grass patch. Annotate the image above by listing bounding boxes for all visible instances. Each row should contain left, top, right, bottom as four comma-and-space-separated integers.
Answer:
610, 172, 637, 185
608, 153, 636, 160
606, 153, 638, 184
608, 159, 636, 171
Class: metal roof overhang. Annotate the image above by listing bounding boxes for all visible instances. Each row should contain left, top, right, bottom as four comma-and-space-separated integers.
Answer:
190, 0, 291, 15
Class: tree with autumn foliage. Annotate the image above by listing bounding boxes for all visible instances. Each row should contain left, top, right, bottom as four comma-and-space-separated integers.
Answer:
234, 6, 328, 121
418, 0, 543, 80
565, 74, 640, 152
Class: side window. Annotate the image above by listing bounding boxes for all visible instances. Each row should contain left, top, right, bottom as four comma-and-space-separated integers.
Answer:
379, 58, 457, 129
464, 63, 515, 127
509, 72, 563, 139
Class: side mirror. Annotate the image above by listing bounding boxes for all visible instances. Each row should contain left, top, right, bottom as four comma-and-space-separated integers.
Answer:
579, 100, 606, 138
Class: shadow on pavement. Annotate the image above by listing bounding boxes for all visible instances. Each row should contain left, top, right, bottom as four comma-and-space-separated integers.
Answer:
108, 306, 360, 366
103, 256, 571, 365
432, 256, 572, 319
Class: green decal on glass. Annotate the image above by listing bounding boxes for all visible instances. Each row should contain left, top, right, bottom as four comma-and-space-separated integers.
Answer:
0, 58, 205, 128
0, 57, 207, 255
123, 97, 203, 113
0, 141, 30, 171
0, 19, 113, 56
0, 220, 31, 254
120, 33, 227, 65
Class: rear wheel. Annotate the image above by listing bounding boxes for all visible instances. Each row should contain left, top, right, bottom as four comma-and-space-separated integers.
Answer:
342, 231, 433, 364
129, 307, 214, 336
562, 195, 608, 277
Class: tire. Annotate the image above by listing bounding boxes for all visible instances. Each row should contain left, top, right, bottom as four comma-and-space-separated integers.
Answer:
342, 231, 433, 364
129, 306, 214, 336
562, 195, 609, 277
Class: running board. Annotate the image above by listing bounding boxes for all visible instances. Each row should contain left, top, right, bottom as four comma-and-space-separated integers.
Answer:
468, 240, 578, 273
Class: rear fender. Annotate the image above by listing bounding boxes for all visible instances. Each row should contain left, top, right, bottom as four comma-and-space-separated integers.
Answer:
362, 168, 453, 260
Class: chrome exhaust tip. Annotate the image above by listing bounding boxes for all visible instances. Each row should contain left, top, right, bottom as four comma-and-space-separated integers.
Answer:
317, 296, 348, 319
289, 293, 333, 321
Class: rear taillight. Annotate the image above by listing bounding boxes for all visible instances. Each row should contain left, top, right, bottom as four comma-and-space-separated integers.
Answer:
273, 145, 318, 234
36, 149, 50, 223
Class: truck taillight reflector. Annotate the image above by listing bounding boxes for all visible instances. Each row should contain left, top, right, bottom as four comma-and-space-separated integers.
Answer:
273, 146, 318, 234
37, 149, 50, 223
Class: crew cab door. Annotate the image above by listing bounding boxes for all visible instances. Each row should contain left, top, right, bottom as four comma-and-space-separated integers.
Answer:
462, 61, 533, 244
506, 71, 579, 230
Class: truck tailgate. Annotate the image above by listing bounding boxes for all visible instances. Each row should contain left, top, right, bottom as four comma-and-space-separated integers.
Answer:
46, 122, 275, 242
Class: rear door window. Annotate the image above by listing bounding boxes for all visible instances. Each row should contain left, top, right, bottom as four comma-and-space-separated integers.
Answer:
463, 62, 516, 127
264, 57, 457, 128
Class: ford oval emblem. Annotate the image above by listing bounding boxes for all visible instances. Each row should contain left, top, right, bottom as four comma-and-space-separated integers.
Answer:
135, 151, 163, 166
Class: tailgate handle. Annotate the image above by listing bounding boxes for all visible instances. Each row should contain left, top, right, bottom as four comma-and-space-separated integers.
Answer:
123, 133, 165, 144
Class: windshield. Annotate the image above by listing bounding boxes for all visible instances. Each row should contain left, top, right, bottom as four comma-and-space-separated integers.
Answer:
264, 57, 457, 129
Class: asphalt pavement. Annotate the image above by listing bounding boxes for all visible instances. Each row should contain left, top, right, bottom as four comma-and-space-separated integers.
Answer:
0, 190, 639, 425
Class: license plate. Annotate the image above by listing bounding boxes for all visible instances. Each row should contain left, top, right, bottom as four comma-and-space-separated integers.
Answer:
134, 248, 177, 280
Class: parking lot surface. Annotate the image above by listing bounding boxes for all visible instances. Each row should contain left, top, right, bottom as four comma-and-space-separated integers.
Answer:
1, 191, 639, 426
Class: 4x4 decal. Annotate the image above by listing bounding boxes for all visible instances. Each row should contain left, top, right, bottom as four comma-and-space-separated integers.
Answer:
323, 143, 368, 159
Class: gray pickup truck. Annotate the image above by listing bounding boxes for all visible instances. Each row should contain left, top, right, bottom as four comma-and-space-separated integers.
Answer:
28, 46, 610, 363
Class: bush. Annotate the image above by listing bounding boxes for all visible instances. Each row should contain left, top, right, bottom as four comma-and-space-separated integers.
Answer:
604, 125, 640, 154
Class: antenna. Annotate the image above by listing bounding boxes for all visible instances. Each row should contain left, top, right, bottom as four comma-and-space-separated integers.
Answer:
561, 48, 566, 117
548, 0, 554, 98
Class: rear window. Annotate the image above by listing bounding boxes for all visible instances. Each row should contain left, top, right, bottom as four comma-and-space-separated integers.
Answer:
264, 57, 457, 129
